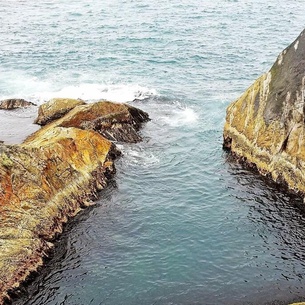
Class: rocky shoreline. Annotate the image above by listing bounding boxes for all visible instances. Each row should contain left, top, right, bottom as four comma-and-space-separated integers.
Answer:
223, 29, 305, 198
223, 29, 305, 305
0, 98, 149, 304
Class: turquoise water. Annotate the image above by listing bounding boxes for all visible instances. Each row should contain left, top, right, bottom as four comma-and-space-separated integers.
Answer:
2, 1, 305, 304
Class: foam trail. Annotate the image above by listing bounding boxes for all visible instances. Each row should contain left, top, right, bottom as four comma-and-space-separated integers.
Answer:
116, 144, 160, 168
161, 105, 199, 127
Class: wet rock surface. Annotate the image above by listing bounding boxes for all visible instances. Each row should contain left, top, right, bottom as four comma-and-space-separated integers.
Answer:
223, 29, 305, 196
0, 99, 36, 110
0, 100, 149, 304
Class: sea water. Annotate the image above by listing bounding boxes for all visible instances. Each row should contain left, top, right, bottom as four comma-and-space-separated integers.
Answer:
1, 1, 305, 304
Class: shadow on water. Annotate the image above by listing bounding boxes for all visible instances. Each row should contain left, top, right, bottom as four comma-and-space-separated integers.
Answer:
221, 152, 305, 305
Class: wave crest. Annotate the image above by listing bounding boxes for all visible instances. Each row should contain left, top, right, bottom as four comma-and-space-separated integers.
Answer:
34, 84, 157, 104
0, 72, 158, 105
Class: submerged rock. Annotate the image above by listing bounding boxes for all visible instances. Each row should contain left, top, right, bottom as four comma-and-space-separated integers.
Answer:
223, 29, 305, 195
0, 99, 36, 110
0, 99, 149, 304
34, 98, 86, 125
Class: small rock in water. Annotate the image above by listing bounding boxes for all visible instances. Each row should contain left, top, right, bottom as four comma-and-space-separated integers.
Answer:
0, 98, 36, 110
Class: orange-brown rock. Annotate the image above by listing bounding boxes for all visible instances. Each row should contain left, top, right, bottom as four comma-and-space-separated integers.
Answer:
34, 98, 86, 125
0, 100, 149, 304
30, 100, 149, 143
223, 29, 305, 195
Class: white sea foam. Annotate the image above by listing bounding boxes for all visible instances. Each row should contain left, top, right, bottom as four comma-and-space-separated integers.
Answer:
31, 83, 157, 105
0, 70, 157, 105
0, 72, 52, 103
160, 104, 199, 127
116, 144, 160, 167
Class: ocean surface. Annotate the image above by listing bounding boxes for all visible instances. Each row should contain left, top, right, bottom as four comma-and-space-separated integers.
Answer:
1, 1, 305, 304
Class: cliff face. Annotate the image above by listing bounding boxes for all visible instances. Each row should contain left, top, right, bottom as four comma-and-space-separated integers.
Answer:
223, 29, 305, 195
0, 100, 149, 304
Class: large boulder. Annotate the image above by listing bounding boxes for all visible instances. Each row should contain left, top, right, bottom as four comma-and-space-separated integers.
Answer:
223, 29, 305, 195
0, 100, 149, 303
34, 98, 86, 125
29, 100, 149, 143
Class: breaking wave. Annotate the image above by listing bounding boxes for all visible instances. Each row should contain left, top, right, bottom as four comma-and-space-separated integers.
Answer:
0, 71, 158, 105
33, 83, 158, 104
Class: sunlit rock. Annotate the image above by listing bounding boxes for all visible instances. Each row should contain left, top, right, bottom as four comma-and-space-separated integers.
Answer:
223, 29, 305, 195
0, 99, 149, 303
34, 98, 86, 125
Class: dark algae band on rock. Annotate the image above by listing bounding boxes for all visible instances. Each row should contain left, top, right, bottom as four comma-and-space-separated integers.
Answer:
0, 99, 149, 304
223, 29, 305, 197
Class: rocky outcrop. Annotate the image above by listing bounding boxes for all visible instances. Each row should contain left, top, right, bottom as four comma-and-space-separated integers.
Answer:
0, 99, 149, 304
30, 100, 149, 143
34, 98, 86, 125
223, 29, 305, 195
0, 99, 36, 110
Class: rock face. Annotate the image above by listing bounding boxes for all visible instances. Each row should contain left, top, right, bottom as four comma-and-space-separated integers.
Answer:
0, 99, 36, 110
223, 29, 305, 195
0, 100, 149, 304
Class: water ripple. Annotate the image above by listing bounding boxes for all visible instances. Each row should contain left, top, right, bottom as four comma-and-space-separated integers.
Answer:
7, 0, 305, 304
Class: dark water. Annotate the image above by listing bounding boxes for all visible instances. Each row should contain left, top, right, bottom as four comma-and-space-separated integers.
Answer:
1, 0, 305, 304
